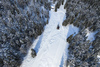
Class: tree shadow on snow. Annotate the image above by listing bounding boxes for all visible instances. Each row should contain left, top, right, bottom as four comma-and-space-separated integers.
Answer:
59, 25, 79, 67
34, 34, 43, 53
60, 56, 64, 67
67, 25, 79, 38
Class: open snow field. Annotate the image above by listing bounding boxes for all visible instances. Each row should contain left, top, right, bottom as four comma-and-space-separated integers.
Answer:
21, 1, 79, 67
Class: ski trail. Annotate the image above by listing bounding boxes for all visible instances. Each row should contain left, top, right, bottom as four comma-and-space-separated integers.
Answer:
21, 0, 79, 67
31, 4, 67, 67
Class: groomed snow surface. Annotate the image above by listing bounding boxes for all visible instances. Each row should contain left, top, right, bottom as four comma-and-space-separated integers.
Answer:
21, 1, 79, 67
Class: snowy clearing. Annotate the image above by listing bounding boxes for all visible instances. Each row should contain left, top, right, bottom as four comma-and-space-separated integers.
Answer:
86, 29, 97, 42
20, 1, 79, 67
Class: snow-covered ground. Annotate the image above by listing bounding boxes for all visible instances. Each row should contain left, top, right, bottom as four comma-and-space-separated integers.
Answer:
86, 29, 97, 42
20, 1, 79, 67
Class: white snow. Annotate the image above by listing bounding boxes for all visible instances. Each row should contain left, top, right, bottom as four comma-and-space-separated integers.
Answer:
20, 1, 79, 67
97, 55, 100, 63
67, 24, 79, 37
51, 4, 55, 9
86, 29, 97, 42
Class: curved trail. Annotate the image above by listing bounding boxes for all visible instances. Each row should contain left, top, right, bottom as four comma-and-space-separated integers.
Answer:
21, 1, 79, 67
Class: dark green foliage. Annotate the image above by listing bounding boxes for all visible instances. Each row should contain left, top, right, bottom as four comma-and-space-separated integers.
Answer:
31, 49, 36, 58
0, 58, 3, 67
55, 2, 61, 12
73, 19, 79, 27
89, 25, 97, 32
0, 4, 4, 11
70, 16, 75, 24
67, 31, 99, 67
57, 24, 60, 29
55, 3, 59, 12
62, 20, 68, 26
63, 0, 99, 32
67, 34, 73, 43
53, 0, 56, 4
17, 0, 30, 9
92, 37, 100, 55
44, 2, 51, 10
62, 19, 70, 26
0, 0, 50, 67
64, 0, 100, 64
64, 1, 68, 9
35, 24, 44, 36
62, 16, 75, 26
55, 7, 57, 12
62, 0, 64, 5
95, 32, 100, 38
47, 19, 49, 24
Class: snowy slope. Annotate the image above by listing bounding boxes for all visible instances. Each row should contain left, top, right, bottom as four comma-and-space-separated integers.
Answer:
20, 1, 79, 67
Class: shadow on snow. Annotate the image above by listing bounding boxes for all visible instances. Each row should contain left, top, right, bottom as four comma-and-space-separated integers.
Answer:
34, 34, 43, 53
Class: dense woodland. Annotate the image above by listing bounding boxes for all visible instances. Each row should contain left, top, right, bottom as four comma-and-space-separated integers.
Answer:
0, 0, 100, 67
0, 0, 51, 67
54, 0, 100, 67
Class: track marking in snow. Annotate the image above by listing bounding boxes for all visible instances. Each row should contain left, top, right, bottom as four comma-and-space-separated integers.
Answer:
20, 0, 79, 67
